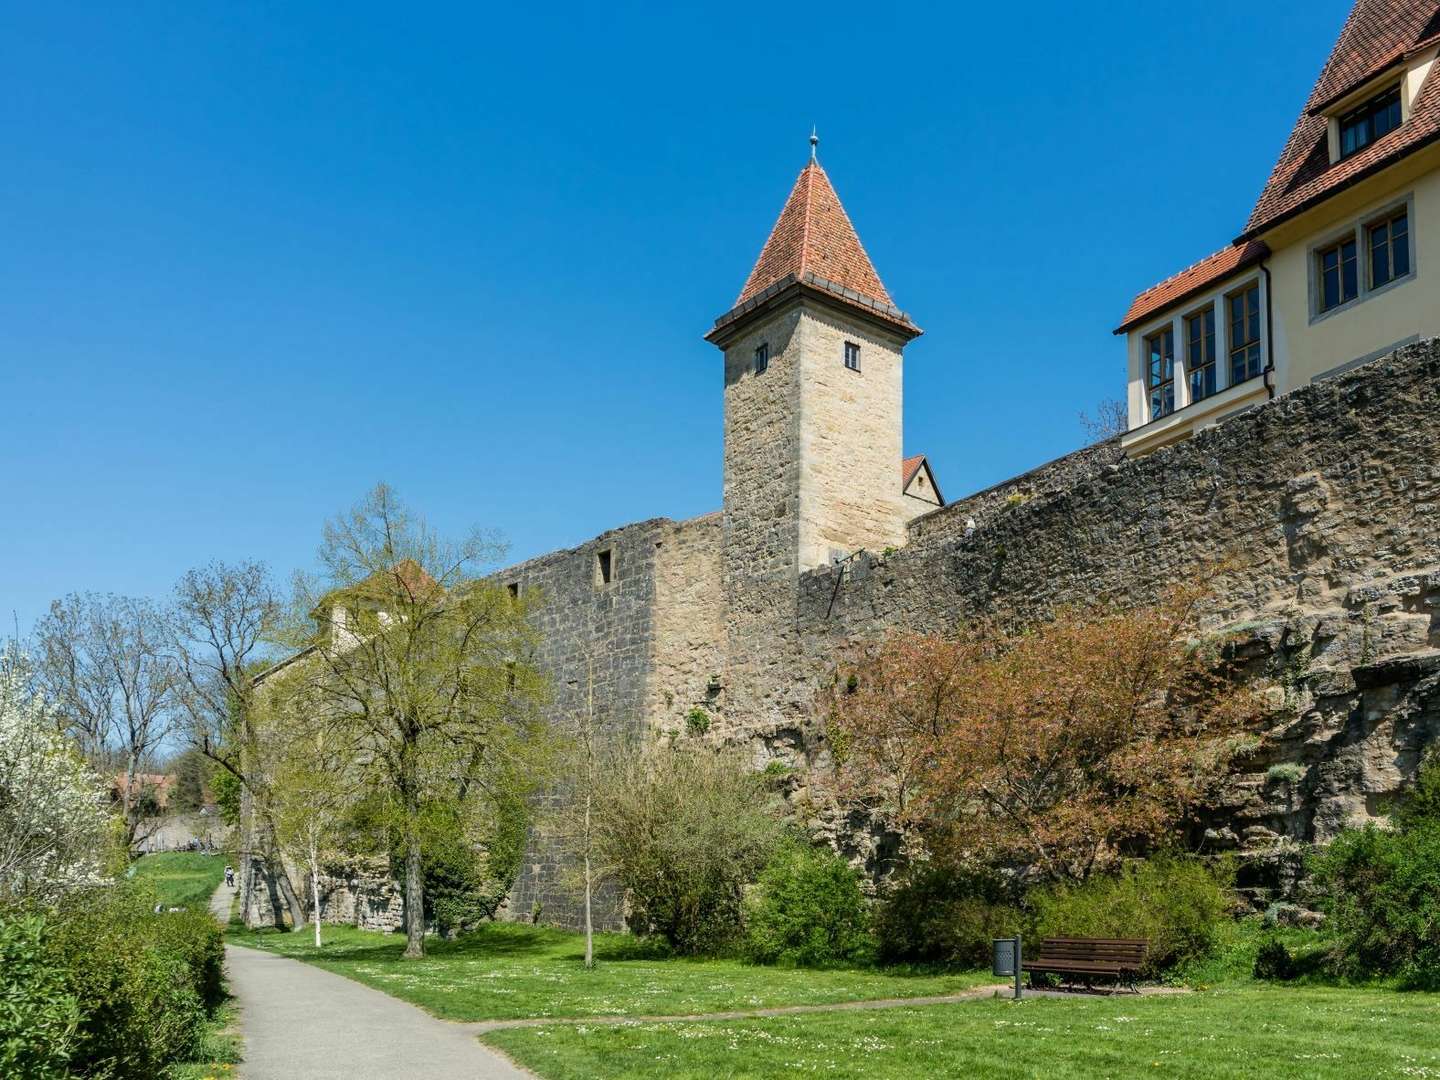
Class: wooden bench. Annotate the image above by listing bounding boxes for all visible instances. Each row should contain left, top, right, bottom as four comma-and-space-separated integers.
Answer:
1023, 937, 1148, 993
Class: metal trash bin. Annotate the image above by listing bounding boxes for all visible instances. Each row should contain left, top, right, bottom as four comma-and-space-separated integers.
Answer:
993, 936, 1023, 999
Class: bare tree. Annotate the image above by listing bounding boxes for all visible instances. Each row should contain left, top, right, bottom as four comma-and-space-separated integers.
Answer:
285, 483, 548, 958
35, 593, 176, 854
170, 560, 307, 928
1079, 398, 1128, 443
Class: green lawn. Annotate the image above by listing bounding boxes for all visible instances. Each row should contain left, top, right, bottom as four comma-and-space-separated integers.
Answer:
132, 851, 228, 910
165, 1004, 243, 1080
224, 921, 996, 1021
482, 985, 1440, 1079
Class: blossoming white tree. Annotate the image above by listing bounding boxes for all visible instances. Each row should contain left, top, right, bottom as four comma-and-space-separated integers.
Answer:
0, 647, 113, 904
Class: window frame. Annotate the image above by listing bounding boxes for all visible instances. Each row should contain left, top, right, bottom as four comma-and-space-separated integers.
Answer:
1308, 193, 1416, 324
1226, 283, 1264, 387
1184, 304, 1218, 404
1338, 84, 1403, 161
1367, 208, 1410, 290
754, 341, 769, 375
1144, 326, 1176, 422
1315, 234, 1360, 314
843, 341, 861, 372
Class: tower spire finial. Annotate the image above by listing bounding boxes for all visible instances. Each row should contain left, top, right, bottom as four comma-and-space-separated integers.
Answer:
809, 126, 818, 163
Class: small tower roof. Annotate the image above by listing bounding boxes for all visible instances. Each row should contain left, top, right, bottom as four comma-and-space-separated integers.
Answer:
707, 146, 920, 344
736, 159, 895, 309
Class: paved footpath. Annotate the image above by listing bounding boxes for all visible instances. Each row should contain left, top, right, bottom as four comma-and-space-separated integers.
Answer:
213, 885, 533, 1079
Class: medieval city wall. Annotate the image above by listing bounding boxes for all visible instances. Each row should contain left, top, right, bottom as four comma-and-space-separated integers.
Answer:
496, 510, 724, 929
739, 339, 1440, 900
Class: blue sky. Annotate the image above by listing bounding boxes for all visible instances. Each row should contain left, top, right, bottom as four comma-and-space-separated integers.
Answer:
1, 2, 1350, 635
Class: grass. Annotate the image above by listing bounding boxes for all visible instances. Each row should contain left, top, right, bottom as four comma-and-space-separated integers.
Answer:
482, 986, 1440, 1079
132, 851, 228, 910
224, 921, 995, 1021
165, 1003, 243, 1080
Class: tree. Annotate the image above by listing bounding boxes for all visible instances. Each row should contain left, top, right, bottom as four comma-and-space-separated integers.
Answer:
541, 654, 615, 969
0, 646, 114, 904
284, 483, 547, 958
1079, 397, 1128, 442
35, 594, 176, 854
169, 561, 307, 929
825, 587, 1259, 883
264, 669, 355, 948
592, 744, 783, 955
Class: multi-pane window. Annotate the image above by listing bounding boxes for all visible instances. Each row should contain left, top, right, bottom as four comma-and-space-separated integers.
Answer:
1317, 236, 1359, 312
754, 342, 769, 374
1228, 285, 1263, 384
1145, 327, 1175, 420
1368, 210, 1410, 288
1185, 307, 1218, 402
1339, 86, 1402, 160
843, 341, 861, 371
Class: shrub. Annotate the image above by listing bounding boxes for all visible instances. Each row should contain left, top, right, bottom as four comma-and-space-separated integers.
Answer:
685, 708, 711, 737
744, 844, 872, 966
48, 883, 215, 1077
596, 747, 783, 955
1311, 821, 1440, 987
1266, 763, 1305, 785
0, 911, 79, 1079
1253, 934, 1297, 981
410, 791, 529, 937
873, 863, 1024, 969
1030, 856, 1234, 977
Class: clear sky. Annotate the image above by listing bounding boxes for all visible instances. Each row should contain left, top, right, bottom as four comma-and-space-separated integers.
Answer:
1, 1, 1352, 636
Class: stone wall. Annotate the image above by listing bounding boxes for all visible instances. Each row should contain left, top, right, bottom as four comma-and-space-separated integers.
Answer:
496, 511, 724, 930
242, 856, 405, 933
739, 339, 1440, 898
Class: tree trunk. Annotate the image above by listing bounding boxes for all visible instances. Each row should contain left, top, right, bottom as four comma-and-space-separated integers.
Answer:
403, 828, 425, 958
310, 831, 322, 949
258, 809, 307, 930
583, 791, 593, 970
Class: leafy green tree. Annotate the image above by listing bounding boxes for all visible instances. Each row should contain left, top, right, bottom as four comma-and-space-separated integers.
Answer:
283, 484, 548, 958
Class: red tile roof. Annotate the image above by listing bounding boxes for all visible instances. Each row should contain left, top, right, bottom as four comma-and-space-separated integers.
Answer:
707, 160, 921, 342
1115, 240, 1270, 334
1243, 0, 1440, 238
902, 454, 926, 488
738, 161, 894, 307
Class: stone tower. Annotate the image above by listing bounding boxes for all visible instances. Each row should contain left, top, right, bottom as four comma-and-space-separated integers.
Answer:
705, 144, 921, 734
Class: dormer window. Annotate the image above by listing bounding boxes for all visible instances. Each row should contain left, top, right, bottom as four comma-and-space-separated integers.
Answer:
1339, 85, 1402, 159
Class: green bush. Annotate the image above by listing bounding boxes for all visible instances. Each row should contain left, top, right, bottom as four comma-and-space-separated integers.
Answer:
0, 911, 79, 1079
1253, 934, 1297, 981
1311, 821, 1440, 987
1030, 856, 1234, 977
410, 792, 529, 938
744, 844, 872, 966
48, 884, 216, 1077
596, 748, 784, 955
873, 863, 1024, 969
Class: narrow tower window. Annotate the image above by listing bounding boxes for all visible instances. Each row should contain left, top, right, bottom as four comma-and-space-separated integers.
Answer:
595, 548, 613, 586
754, 342, 769, 374
843, 341, 861, 371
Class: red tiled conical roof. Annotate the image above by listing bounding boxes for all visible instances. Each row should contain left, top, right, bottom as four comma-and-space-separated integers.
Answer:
736, 161, 895, 308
